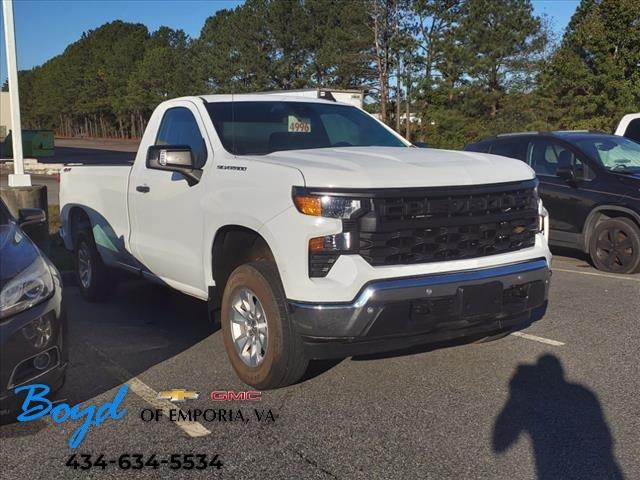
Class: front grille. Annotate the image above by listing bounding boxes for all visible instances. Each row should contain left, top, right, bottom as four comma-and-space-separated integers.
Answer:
357, 181, 539, 267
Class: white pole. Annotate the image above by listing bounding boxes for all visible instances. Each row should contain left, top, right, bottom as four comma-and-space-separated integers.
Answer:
2, 0, 31, 186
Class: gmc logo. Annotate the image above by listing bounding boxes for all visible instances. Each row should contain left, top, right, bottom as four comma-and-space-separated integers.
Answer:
210, 391, 262, 401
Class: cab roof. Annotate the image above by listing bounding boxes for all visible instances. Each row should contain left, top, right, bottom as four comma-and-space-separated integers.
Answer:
181, 94, 345, 105
474, 130, 616, 143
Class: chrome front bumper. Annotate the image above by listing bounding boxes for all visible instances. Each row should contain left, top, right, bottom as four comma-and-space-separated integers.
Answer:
288, 258, 550, 341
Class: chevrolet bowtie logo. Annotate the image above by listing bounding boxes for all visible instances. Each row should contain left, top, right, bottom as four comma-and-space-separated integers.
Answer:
157, 389, 199, 402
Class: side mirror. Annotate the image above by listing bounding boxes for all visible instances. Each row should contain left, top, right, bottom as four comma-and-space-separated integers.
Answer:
146, 145, 202, 185
18, 208, 46, 227
556, 165, 575, 182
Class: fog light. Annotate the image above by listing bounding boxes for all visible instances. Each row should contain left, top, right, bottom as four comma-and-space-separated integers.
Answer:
22, 315, 53, 348
309, 232, 353, 252
309, 236, 325, 252
308, 232, 355, 277
33, 352, 51, 370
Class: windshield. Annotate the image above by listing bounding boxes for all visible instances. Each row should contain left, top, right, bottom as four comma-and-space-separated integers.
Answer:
205, 101, 406, 155
574, 136, 640, 173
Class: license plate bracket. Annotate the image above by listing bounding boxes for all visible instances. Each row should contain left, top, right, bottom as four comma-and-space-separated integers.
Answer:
459, 281, 503, 317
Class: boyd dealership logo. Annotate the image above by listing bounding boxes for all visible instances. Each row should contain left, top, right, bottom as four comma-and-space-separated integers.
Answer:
15, 383, 128, 449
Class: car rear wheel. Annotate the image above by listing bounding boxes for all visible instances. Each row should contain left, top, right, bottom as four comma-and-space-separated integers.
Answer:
74, 230, 116, 301
589, 218, 640, 274
221, 261, 307, 389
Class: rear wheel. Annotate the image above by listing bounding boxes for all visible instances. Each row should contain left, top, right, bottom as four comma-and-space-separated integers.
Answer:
74, 230, 116, 301
589, 218, 640, 274
221, 261, 307, 389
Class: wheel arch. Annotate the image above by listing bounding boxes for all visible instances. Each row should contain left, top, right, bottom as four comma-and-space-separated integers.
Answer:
209, 225, 278, 302
63, 204, 92, 250
582, 205, 640, 252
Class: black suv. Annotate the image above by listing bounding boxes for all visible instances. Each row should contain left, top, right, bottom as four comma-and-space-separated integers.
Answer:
465, 132, 640, 274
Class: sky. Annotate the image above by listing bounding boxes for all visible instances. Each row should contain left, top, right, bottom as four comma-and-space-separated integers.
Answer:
1, 0, 580, 84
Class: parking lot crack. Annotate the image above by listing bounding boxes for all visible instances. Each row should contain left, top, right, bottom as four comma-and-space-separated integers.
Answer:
287, 446, 340, 479
276, 387, 296, 412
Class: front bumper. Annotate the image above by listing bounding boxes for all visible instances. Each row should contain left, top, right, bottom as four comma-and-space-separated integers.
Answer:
289, 258, 550, 359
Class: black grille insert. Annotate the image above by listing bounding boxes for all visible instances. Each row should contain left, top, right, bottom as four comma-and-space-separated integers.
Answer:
358, 181, 539, 267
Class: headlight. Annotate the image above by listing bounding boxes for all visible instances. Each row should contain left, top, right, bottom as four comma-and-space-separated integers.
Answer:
0, 256, 54, 319
293, 194, 362, 219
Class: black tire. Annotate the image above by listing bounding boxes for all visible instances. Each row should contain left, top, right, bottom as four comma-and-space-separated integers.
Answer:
221, 261, 308, 389
589, 218, 640, 274
74, 230, 116, 301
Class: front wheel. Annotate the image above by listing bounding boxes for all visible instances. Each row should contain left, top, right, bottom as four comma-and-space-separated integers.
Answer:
589, 218, 640, 274
221, 261, 307, 389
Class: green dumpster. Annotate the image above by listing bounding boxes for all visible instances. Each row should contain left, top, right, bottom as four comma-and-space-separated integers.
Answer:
3, 129, 55, 157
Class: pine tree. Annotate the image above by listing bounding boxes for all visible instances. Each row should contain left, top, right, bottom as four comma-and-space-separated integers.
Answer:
542, 0, 640, 130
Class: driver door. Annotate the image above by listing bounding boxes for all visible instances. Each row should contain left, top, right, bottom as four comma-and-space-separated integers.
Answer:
526, 139, 593, 245
128, 102, 210, 298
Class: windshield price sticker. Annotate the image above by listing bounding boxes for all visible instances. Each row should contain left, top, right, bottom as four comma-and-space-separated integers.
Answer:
288, 115, 311, 133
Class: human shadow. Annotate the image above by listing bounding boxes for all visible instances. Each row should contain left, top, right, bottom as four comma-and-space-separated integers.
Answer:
493, 355, 624, 480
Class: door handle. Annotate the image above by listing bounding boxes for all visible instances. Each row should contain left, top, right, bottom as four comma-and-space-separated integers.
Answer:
136, 185, 150, 193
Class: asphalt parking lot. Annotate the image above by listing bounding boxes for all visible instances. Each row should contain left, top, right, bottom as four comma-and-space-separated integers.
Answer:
1, 252, 638, 479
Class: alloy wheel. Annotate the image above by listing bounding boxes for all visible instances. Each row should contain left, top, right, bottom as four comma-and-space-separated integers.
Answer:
229, 287, 268, 367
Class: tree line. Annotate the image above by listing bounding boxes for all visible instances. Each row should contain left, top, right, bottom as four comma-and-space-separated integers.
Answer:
4, 0, 639, 149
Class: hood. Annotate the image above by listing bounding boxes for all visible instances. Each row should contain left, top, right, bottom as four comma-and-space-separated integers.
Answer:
625, 173, 640, 183
0, 223, 40, 287
251, 147, 535, 189
612, 171, 640, 188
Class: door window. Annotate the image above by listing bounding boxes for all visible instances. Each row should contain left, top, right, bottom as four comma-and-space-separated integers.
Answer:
490, 141, 526, 161
155, 107, 207, 168
526, 140, 591, 179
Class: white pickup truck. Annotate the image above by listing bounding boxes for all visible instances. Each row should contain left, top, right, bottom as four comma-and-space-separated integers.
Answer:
615, 113, 640, 142
60, 95, 551, 389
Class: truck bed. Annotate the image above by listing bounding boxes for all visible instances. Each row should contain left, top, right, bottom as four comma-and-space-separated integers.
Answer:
59, 165, 133, 265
